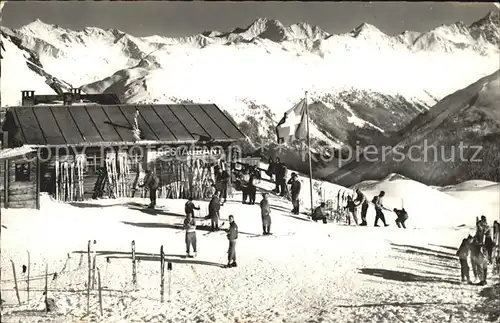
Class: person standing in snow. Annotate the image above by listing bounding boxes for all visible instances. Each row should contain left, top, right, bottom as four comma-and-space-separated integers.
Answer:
247, 166, 258, 205
372, 191, 389, 227
183, 213, 197, 258
311, 202, 328, 224
288, 173, 301, 214
470, 235, 489, 285
225, 215, 238, 268
344, 195, 358, 225
139, 169, 160, 208
208, 191, 221, 231
353, 189, 369, 226
185, 197, 200, 218
266, 157, 276, 182
476, 216, 493, 263
456, 235, 473, 284
393, 208, 409, 229
260, 193, 272, 235
273, 158, 287, 196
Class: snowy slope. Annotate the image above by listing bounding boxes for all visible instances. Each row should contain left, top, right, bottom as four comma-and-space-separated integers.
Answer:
1, 171, 498, 322
1, 11, 499, 148
328, 69, 500, 186
353, 174, 499, 228
0, 30, 55, 107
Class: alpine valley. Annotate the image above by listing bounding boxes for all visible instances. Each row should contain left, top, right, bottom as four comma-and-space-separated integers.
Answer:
1, 10, 499, 180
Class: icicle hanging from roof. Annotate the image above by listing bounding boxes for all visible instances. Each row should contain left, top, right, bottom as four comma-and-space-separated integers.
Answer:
132, 109, 141, 141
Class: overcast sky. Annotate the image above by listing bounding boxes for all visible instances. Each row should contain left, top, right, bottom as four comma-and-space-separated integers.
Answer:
1, 2, 496, 37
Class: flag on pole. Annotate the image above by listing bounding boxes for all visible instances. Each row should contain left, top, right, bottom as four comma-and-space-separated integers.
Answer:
275, 99, 308, 144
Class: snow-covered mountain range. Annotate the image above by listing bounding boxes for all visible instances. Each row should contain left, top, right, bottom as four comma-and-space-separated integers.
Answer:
1, 11, 499, 150
327, 69, 500, 186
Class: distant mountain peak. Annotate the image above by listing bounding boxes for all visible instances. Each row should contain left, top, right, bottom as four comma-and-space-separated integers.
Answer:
351, 23, 384, 37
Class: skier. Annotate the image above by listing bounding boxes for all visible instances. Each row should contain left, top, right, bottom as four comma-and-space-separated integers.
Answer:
456, 234, 473, 284
139, 169, 159, 208
393, 208, 409, 229
372, 191, 389, 227
266, 157, 276, 181
272, 157, 282, 194
208, 191, 221, 231
247, 166, 258, 205
344, 195, 358, 225
224, 215, 238, 268
219, 168, 230, 205
183, 213, 197, 258
274, 158, 287, 196
240, 168, 250, 204
353, 189, 369, 226
471, 235, 489, 285
288, 173, 301, 214
185, 197, 200, 218
260, 193, 272, 235
476, 216, 493, 263
311, 202, 328, 224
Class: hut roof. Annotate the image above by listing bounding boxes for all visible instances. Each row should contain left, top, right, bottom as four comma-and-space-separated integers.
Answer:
0, 146, 36, 160
2, 104, 245, 147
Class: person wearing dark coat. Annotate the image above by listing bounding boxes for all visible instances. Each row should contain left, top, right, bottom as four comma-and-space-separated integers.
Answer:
288, 173, 301, 214
139, 169, 159, 208
273, 158, 287, 196
354, 189, 369, 226
225, 215, 238, 268
470, 235, 489, 285
394, 208, 409, 229
266, 157, 275, 181
476, 216, 494, 263
372, 191, 389, 227
311, 202, 327, 224
247, 170, 258, 205
185, 197, 200, 218
345, 196, 358, 225
456, 235, 473, 283
208, 192, 221, 231
260, 193, 272, 235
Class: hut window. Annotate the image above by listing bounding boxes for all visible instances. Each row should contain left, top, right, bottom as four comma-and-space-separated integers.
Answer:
15, 163, 30, 182
85, 155, 102, 173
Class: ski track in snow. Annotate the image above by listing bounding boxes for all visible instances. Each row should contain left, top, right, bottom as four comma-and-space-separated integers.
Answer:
1, 176, 498, 323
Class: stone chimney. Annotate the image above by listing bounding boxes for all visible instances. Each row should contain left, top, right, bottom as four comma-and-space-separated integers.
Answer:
70, 88, 82, 103
21, 90, 35, 106
62, 92, 73, 105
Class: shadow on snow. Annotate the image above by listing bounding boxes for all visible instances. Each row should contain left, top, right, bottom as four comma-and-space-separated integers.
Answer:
359, 268, 461, 285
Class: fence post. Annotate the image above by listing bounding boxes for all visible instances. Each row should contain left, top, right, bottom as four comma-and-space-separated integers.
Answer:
132, 240, 137, 290
97, 268, 103, 317
10, 260, 21, 306
87, 240, 91, 315
44, 263, 48, 313
27, 251, 30, 305
160, 245, 165, 303
92, 240, 97, 289
167, 262, 172, 302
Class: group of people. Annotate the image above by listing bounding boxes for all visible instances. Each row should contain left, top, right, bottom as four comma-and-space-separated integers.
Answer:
308, 189, 408, 228
456, 216, 500, 286
183, 195, 239, 268
141, 159, 499, 276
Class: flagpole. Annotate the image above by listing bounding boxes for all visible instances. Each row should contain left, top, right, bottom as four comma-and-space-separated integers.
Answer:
305, 91, 314, 215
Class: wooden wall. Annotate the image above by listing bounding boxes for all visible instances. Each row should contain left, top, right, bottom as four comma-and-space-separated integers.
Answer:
1, 155, 38, 209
